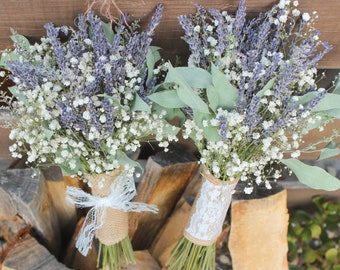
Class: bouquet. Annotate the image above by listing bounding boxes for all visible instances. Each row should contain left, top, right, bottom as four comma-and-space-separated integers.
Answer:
0, 4, 178, 270
148, 0, 340, 269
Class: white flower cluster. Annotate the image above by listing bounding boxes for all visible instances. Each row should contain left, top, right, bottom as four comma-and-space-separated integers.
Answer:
4, 14, 179, 178
182, 97, 318, 185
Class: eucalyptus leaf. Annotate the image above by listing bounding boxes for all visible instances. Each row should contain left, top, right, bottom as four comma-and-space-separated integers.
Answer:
57, 153, 82, 176
132, 94, 151, 113
98, 94, 129, 111
148, 90, 186, 108
10, 34, 30, 49
256, 77, 276, 97
174, 67, 212, 88
146, 46, 161, 85
313, 93, 340, 112
165, 65, 209, 113
101, 21, 114, 44
318, 141, 340, 160
281, 159, 340, 191
295, 92, 318, 107
9, 86, 26, 102
0, 50, 19, 68
117, 151, 142, 170
43, 129, 54, 141
192, 109, 220, 141
333, 77, 340, 95
202, 126, 221, 142
209, 64, 238, 111
321, 108, 340, 118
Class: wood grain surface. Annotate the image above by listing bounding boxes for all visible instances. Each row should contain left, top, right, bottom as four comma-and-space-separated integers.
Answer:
0, 0, 339, 68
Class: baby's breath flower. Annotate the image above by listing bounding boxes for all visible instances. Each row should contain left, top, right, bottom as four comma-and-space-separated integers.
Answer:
1, 5, 178, 178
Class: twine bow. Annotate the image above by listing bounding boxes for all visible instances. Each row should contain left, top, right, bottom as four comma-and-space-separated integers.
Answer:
66, 173, 157, 256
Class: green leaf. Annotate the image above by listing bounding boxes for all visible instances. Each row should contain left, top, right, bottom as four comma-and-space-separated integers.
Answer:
58, 156, 82, 176
310, 224, 322, 238
208, 64, 238, 111
150, 103, 185, 124
296, 92, 318, 107
193, 110, 220, 141
9, 86, 26, 102
43, 129, 54, 140
318, 145, 340, 160
294, 210, 311, 223
10, 34, 30, 49
174, 67, 212, 88
148, 90, 186, 108
302, 249, 317, 263
325, 248, 338, 262
101, 21, 114, 44
98, 94, 129, 111
0, 50, 19, 68
321, 108, 340, 118
333, 77, 340, 94
281, 159, 340, 191
313, 93, 340, 112
146, 46, 161, 85
132, 94, 151, 113
166, 65, 209, 113
117, 151, 142, 170
256, 77, 276, 97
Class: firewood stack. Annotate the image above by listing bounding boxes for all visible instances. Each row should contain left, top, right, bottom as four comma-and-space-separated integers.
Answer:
0, 144, 212, 270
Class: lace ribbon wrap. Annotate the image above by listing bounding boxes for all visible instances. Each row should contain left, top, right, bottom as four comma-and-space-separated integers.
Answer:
66, 171, 158, 256
184, 172, 238, 246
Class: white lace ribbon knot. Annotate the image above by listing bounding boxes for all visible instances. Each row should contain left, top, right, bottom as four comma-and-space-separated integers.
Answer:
66, 174, 157, 256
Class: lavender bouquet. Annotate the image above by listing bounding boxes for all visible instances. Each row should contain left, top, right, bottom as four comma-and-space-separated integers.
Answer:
149, 0, 340, 269
0, 5, 178, 270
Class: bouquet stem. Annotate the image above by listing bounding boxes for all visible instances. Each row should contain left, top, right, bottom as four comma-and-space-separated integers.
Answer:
98, 235, 136, 270
88, 171, 136, 270
166, 170, 238, 270
167, 237, 216, 270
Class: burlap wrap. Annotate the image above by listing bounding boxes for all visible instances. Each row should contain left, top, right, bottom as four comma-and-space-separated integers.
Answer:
87, 170, 129, 246
184, 171, 239, 246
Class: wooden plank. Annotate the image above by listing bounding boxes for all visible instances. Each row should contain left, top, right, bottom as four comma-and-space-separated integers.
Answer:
0, 0, 339, 68
0, 169, 61, 254
129, 146, 199, 250
2, 235, 70, 270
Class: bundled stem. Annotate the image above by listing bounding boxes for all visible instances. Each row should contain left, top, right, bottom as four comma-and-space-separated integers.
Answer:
98, 235, 136, 270
167, 237, 216, 270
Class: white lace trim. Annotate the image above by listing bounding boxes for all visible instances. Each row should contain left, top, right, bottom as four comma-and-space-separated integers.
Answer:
184, 177, 238, 245
66, 173, 158, 256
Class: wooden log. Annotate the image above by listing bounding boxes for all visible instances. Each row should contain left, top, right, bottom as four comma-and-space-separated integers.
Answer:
129, 146, 199, 250
149, 198, 192, 266
0, 168, 61, 254
2, 235, 70, 270
42, 166, 79, 248
228, 184, 289, 270
62, 217, 98, 270
149, 165, 203, 266
125, 250, 161, 270
0, 216, 29, 245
